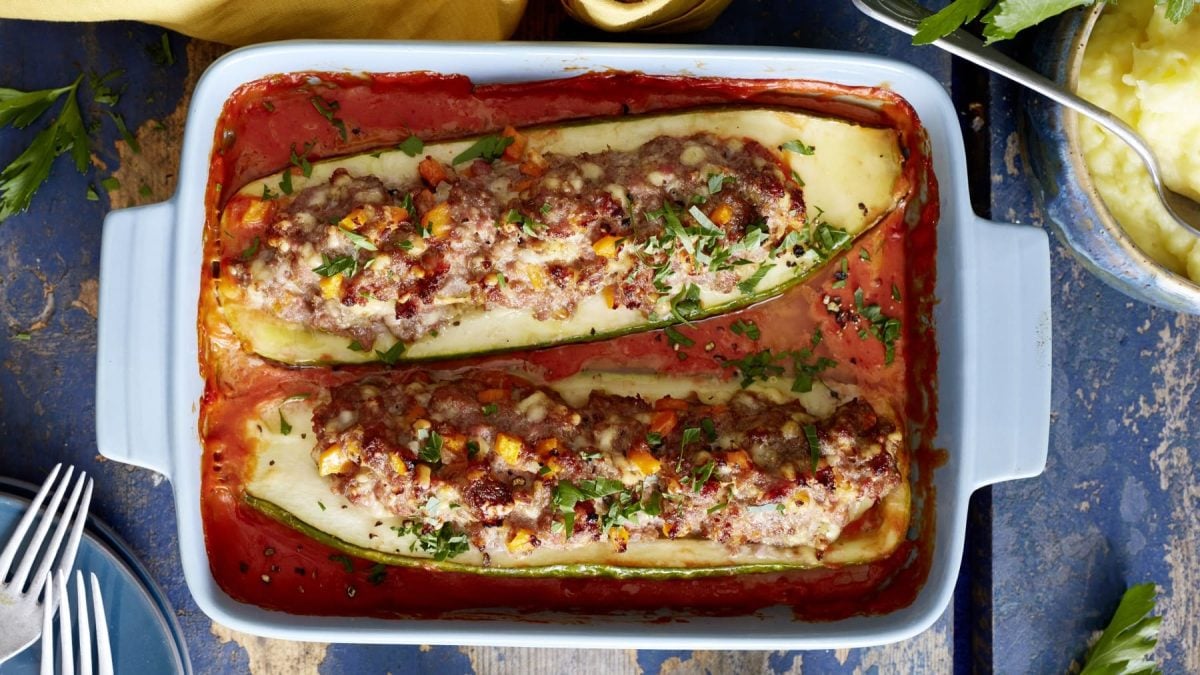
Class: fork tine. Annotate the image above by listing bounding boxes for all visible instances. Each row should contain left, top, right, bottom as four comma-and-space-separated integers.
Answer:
89, 574, 113, 675
31, 477, 93, 600
56, 571, 74, 675
40, 571, 54, 675
75, 572, 93, 675
13, 470, 87, 594
0, 464, 63, 579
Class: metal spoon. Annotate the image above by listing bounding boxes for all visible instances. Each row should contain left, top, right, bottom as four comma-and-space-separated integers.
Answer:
853, 0, 1200, 237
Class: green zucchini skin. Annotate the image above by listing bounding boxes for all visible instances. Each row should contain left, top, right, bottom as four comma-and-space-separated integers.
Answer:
245, 494, 815, 580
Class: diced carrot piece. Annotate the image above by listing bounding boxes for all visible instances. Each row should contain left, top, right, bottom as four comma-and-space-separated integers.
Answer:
418, 157, 448, 187
723, 449, 751, 471
319, 274, 343, 300
654, 397, 689, 412
388, 453, 409, 476
442, 432, 466, 454
709, 203, 734, 226
478, 388, 508, 404
535, 438, 560, 457
501, 126, 526, 162
628, 444, 661, 475
592, 235, 621, 259
519, 151, 547, 177
506, 528, 535, 553
422, 202, 452, 237
648, 410, 678, 435
601, 285, 616, 309
495, 433, 524, 465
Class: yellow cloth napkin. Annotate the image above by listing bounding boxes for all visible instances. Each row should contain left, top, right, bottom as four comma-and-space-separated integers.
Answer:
0, 0, 527, 45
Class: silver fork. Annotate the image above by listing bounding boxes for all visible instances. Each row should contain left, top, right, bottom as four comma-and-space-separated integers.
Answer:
0, 464, 93, 665
41, 570, 113, 675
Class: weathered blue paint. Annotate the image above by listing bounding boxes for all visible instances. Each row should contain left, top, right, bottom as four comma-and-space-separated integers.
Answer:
6, 1, 1190, 673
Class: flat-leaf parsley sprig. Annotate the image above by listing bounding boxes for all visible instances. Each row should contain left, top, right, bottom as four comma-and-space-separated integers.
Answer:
915, 0, 1196, 45
0, 76, 89, 221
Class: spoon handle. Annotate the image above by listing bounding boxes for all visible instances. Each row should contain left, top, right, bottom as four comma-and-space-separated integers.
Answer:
851, 0, 1166, 189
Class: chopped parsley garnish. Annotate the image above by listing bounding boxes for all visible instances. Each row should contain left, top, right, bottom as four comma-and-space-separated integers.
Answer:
832, 257, 849, 289
578, 450, 603, 461
419, 430, 443, 464
505, 208, 545, 237
466, 440, 480, 459
347, 340, 367, 352
278, 168, 293, 195
729, 319, 760, 341
366, 564, 387, 586
452, 134, 513, 165
375, 341, 405, 365
392, 521, 470, 561
147, 33, 174, 67
329, 553, 354, 573
339, 226, 377, 251
670, 283, 703, 322
791, 348, 838, 393
239, 236, 260, 262
397, 135, 424, 156
854, 287, 902, 364
724, 349, 786, 387
892, 283, 902, 302
690, 460, 716, 492
553, 479, 624, 535
859, 248, 871, 261
707, 173, 732, 194
495, 271, 507, 288
289, 141, 315, 178
810, 221, 852, 259
700, 417, 717, 442
310, 96, 347, 141
707, 501, 728, 514
313, 253, 358, 278
317, 500, 327, 511
804, 423, 821, 471
107, 112, 140, 154
278, 411, 291, 436
737, 264, 774, 294
481, 403, 498, 416
780, 139, 815, 155
664, 325, 694, 348
261, 184, 277, 200
680, 426, 702, 451
645, 432, 663, 447
643, 490, 663, 516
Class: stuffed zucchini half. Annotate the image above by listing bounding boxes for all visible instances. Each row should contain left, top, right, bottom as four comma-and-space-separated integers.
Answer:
217, 108, 908, 365
243, 370, 910, 578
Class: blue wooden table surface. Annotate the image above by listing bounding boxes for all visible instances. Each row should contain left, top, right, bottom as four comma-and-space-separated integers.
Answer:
0, 1, 1196, 672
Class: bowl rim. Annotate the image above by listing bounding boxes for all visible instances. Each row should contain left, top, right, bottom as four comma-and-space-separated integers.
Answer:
1063, 2, 1200, 301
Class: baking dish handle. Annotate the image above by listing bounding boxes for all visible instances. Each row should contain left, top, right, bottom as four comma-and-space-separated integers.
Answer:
96, 201, 177, 480
968, 217, 1052, 489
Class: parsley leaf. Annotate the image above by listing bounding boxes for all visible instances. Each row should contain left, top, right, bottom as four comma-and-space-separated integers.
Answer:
553, 479, 624, 535
737, 264, 775, 294
312, 253, 358, 278
664, 325, 694, 348
1080, 583, 1161, 675
0, 76, 89, 221
723, 349, 786, 388
707, 173, 732, 194
397, 135, 424, 156
780, 139, 815, 155
913, 0, 992, 44
804, 424, 821, 471
730, 319, 761, 341
419, 430, 443, 464
239, 236, 260, 262
310, 95, 348, 141
670, 283, 703, 322
375, 341, 406, 365
452, 134, 513, 165
339, 227, 377, 251
279, 411, 292, 436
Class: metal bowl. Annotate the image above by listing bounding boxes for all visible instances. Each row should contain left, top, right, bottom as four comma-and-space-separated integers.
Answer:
1023, 5, 1200, 313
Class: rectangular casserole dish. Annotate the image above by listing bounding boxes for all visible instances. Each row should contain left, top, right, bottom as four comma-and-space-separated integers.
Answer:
95, 42, 1052, 649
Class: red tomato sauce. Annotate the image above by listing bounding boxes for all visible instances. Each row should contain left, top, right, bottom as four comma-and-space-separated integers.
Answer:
199, 71, 939, 621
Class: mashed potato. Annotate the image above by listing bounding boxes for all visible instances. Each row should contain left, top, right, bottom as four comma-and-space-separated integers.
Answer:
1077, 0, 1200, 283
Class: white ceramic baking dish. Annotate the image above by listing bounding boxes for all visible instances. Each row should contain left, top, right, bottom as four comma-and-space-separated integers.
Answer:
95, 42, 1051, 649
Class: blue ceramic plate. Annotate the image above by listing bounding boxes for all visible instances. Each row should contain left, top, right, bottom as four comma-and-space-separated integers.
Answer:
0, 479, 190, 674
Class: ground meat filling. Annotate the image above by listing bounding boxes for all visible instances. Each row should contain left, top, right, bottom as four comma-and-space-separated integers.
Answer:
232, 132, 807, 348
311, 372, 902, 560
